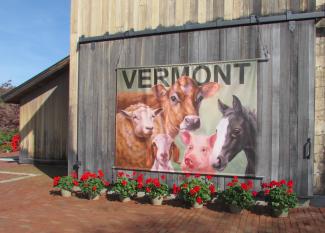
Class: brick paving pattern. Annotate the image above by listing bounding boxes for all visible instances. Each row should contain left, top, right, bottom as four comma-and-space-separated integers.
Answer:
0, 156, 325, 233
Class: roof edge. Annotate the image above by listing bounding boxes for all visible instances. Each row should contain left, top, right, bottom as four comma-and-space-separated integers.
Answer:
2, 56, 69, 104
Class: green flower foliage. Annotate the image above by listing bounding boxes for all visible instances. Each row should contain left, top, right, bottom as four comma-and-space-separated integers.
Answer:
178, 175, 215, 205
113, 174, 137, 198
218, 177, 254, 209
144, 177, 169, 199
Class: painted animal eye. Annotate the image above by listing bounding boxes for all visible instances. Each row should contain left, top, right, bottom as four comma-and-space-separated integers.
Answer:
133, 115, 139, 120
231, 129, 240, 137
170, 94, 180, 103
197, 94, 204, 103
201, 147, 207, 153
188, 145, 193, 150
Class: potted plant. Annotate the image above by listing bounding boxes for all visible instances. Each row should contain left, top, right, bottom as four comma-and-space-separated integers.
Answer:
218, 176, 254, 213
178, 174, 215, 208
53, 175, 78, 197
261, 180, 297, 217
134, 173, 145, 198
96, 169, 110, 195
144, 176, 169, 205
79, 171, 104, 200
113, 172, 136, 202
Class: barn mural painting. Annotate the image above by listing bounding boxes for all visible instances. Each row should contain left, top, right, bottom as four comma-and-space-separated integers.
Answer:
116, 61, 257, 175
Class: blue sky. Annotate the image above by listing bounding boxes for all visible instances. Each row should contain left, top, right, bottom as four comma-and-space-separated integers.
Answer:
0, 0, 70, 86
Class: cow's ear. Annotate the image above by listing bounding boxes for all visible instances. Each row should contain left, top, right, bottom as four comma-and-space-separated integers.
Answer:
121, 110, 132, 119
200, 82, 219, 98
208, 133, 217, 148
153, 108, 163, 117
232, 95, 243, 113
152, 84, 167, 100
181, 131, 191, 145
218, 99, 229, 115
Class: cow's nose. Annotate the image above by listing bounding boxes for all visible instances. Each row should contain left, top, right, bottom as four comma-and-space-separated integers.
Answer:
145, 126, 153, 131
184, 115, 200, 130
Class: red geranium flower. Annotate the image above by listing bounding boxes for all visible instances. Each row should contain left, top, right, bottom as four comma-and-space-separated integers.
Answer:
270, 180, 279, 187
146, 187, 151, 193
196, 197, 202, 204
190, 189, 197, 196
137, 182, 143, 189
92, 186, 97, 191
193, 185, 201, 192
121, 180, 127, 186
227, 182, 234, 187
104, 181, 110, 187
209, 184, 216, 193
182, 183, 188, 189
287, 180, 293, 188
145, 178, 152, 184
172, 184, 180, 194
206, 175, 212, 180
247, 180, 253, 188
194, 174, 201, 178
98, 169, 104, 178
53, 176, 61, 187
280, 179, 286, 185
241, 183, 249, 191
71, 171, 78, 179
117, 172, 124, 177
252, 191, 258, 197
73, 180, 79, 186
287, 188, 293, 194
261, 182, 268, 189
161, 175, 166, 180
264, 189, 270, 195
132, 171, 137, 176
233, 176, 238, 182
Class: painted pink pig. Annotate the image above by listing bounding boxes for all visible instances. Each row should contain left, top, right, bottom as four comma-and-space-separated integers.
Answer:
180, 131, 217, 173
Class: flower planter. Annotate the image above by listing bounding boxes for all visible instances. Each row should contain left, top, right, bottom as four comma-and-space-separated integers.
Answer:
119, 196, 131, 202
192, 202, 203, 209
136, 191, 145, 198
72, 186, 81, 192
228, 204, 243, 214
100, 188, 107, 196
150, 196, 163, 205
271, 208, 289, 218
61, 189, 72, 197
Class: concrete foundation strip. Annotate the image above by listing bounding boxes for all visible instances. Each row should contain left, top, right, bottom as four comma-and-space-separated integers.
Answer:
0, 171, 40, 184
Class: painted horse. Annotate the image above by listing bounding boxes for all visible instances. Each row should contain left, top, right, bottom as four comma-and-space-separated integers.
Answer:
211, 95, 257, 175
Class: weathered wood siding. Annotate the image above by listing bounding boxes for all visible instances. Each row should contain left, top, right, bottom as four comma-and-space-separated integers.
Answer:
20, 68, 69, 162
314, 26, 325, 194
68, 0, 324, 175
77, 20, 315, 196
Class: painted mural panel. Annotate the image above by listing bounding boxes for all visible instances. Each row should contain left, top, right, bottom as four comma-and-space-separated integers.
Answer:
116, 61, 257, 175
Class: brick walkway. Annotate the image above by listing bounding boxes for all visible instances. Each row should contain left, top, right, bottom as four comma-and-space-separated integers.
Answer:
0, 157, 325, 233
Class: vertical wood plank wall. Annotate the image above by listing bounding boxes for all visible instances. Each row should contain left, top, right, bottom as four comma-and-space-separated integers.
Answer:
77, 21, 315, 196
19, 70, 69, 162
68, 0, 323, 175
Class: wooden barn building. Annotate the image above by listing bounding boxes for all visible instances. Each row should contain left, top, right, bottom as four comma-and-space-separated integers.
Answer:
2, 0, 325, 198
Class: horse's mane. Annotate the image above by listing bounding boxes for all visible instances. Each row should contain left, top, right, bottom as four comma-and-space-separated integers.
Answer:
224, 106, 257, 133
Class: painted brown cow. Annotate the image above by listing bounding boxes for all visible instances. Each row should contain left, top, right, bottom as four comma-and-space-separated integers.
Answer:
117, 76, 220, 138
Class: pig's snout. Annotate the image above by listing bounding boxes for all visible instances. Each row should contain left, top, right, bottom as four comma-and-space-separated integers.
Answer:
160, 152, 168, 161
184, 157, 194, 169
182, 115, 200, 131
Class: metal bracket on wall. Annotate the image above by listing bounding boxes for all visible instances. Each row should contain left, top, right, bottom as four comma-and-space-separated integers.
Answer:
289, 21, 296, 32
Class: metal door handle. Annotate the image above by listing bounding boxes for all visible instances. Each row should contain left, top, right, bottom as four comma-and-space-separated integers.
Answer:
303, 138, 311, 159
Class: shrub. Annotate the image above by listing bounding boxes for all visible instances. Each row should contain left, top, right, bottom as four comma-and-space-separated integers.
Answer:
0, 130, 19, 153
178, 174, 215, 205
144, 176, 169, 199
261, 180, 297, 212
113, 171, 136, 198
218, 176, 255, 209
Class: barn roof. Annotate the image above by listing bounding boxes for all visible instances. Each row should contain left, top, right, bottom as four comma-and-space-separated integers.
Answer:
2, 56, 69, 104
